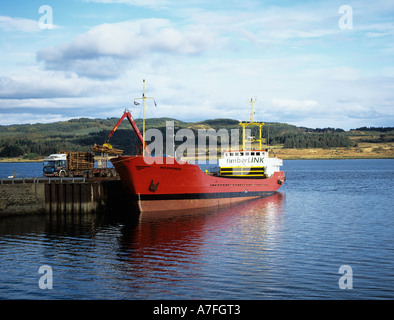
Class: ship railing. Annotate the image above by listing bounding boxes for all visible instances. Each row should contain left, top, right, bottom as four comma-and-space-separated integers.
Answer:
219, 166, 267, 177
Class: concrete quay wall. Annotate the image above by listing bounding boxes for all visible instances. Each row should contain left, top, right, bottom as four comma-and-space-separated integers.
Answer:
0, 178, 126, 216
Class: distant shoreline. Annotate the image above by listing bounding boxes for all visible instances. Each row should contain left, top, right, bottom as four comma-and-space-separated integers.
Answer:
0, 158, 43, 163
1, 142, 393, 163
272, 142, 394, 160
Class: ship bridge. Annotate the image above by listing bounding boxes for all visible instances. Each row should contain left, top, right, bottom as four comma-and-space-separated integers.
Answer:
218, 150, 282, 178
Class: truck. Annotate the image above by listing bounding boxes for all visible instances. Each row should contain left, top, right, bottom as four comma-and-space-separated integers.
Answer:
43, 151, 118, 178
43, 109, 139, 178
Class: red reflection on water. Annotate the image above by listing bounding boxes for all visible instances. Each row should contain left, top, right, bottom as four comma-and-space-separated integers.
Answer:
122, 192, 285, 257
116, 193, 285, 295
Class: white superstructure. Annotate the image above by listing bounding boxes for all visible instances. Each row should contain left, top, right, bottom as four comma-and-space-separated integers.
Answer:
219, 150, 283, 177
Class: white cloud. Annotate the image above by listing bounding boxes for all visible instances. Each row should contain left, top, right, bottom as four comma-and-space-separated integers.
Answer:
0, 73, 99, 99
328, 66, 361, 82
0, 113, 71, 126
83, 0, 168, 7
37, 19, 216, 78
37, 19, 214, 78
0, 16, 41, 33
271, 98, 319, 112
0, 15, 61, 33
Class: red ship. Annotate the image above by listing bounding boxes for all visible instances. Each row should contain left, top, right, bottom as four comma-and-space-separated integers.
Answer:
104, 81, 285, 214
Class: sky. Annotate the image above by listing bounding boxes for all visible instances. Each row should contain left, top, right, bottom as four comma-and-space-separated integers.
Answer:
0, 0, 393, 130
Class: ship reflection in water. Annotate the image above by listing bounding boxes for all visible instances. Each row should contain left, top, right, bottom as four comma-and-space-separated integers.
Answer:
116, 193, 285, 298
125, 192, 285, 248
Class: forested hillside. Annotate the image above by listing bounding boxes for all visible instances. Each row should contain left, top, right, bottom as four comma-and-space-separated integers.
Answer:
0, 116, 393, 160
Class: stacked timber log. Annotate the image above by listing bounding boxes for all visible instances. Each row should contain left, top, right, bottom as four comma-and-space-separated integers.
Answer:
59, 151, 94, 170
92, 144, 124, 155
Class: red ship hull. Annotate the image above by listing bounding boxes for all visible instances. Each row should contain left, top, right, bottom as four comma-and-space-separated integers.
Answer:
111, 155, 285, 214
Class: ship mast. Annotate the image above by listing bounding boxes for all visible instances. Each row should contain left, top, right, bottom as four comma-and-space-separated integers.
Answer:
249, 97, 256, 122
238, 98, 265, 151
134, 80, 155, 156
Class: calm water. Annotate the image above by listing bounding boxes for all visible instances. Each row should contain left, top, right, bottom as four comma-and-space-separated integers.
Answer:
0, 159, 393, 299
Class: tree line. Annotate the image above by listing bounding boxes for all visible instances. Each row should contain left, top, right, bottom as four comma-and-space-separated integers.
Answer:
0, 137, 91, 159
0, 117, 390, 158
1, 130, 354, 158
279, 133, 353, 149
351, 126, 394, 132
